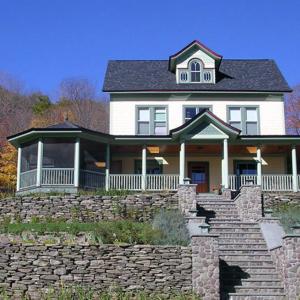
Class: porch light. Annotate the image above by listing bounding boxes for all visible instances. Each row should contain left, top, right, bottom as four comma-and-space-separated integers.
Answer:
147, 146, 160, 154
95, 161, 106, 168
246, 146, 257, 154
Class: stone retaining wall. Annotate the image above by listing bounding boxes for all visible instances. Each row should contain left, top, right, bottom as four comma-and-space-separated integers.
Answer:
0, 193, 178, 223
263, 192, 300, 208
270, 235, 300, 300
234, 185, 262, 222
0, 242, 192, 298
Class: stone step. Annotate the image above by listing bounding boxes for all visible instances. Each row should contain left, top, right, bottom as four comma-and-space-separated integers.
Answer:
221, 265, 277, 274
219, 249, 269, 255
220, 254, 272, 261
240, 279, 283, 287
211, 218, 242, 222
227, 293, 286, 300
198, 203, 237, 208
221, 272, 280, 280
217, 232, 263, 238
222, 259, 274, 267
210, 227, 261, 233
210, 221, 259, 227
219, 245, 268, 251
219, 237, 265, 244
196, 200, 234, 204
233, 286, 285, 293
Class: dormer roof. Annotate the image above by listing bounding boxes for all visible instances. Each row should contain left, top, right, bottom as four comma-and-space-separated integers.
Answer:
168, 40, 222, 73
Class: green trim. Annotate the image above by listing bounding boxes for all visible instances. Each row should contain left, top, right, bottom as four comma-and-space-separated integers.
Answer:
135, 105, 169, 136
227, 105, 261, 135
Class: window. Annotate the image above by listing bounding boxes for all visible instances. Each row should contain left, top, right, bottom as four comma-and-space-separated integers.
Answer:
190, 60, 201, 82
43, 138, 75, 168
137, 108, 150, 135
235, 161, 257, 175
21, 141, 38, 172
137, 106, 167, 135
228, 107, 259, 135
184, 106, 212, 123
180, 71, 188, 82
135, 159, 163, 174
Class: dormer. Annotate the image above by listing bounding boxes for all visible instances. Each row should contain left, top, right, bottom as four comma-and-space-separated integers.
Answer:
168, 40, 222, 84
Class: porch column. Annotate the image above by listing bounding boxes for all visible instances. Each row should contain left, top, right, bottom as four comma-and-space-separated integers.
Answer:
257, 146, 262, 186
36, 139, 43, 187
292, 145, 298, 192
16, 146, 22, 192
74, 138, 80, 188
105, 144, 110, 191
142, 145, 147, 190
222, 138, 229, 189
179, 140, 186, 184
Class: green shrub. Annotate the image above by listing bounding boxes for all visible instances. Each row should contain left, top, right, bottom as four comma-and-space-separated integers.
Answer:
272, 203, 300, 233
0, 220, 162, 245
152, 209, 190, 246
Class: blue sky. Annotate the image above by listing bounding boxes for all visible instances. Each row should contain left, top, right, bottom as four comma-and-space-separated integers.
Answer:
0, 0, 299, 98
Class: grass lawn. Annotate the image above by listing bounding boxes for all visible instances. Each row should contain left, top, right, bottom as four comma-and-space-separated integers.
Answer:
0, 287, 201, 300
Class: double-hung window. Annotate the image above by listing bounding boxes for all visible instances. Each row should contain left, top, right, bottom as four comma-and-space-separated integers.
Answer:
184, 106, 212, 123
137, 106, 167, 135
228, 106, 259, 135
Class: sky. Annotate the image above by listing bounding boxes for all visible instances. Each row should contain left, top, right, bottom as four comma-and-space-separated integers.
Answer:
0, 0, 299, 99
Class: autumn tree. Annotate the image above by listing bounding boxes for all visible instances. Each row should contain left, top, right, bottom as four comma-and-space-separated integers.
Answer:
285, 84, 300, 134
59, 78, 109, 132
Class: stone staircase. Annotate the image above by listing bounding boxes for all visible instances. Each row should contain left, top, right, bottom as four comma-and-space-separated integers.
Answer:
196, 194, 286, 300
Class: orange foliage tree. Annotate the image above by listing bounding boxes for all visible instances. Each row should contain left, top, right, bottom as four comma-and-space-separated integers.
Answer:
0, 142, 17, 190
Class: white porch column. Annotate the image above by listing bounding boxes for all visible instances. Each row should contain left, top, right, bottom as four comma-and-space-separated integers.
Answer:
105, 144, 110, 191
16, 146, 22, 192
179, 141, 186, 184
222, 138, 229, 189
292, 145, 298, 192
74, 138, 80, 188
36, 139, 43, 187
257, 146, 262, 186
142, 145, 147, 190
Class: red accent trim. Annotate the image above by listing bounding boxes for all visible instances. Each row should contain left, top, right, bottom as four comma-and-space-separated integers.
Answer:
169, 40, 222, 60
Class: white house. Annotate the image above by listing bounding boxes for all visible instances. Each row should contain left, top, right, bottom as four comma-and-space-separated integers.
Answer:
8, 40, 300, 194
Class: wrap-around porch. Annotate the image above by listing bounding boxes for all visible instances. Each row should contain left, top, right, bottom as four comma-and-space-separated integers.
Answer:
17, 138, 300, 194
10, 110, 300, 194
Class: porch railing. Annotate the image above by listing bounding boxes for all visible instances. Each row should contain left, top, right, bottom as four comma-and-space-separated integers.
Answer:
229, 174, 294, 192
41, 168, 74, 185
20, 169, 37, 189
109, 174, 143, 191
147, 174, 179, 191
80, 170, 105, 189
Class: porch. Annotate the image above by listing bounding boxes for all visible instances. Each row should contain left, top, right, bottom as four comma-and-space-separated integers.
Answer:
17, 138, 300, 193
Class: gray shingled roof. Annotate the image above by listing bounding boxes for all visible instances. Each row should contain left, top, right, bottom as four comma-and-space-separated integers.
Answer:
46, 121, 81, 129
103, 59, 291, 92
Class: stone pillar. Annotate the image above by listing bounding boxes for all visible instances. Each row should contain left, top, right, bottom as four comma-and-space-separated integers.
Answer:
191, 235, 219, 300
141, 145, 147, 190
16, 146, 22, 192
222, 138, 229, 189
256, 146, 262, 186
282, 234, 300, 299
222, 188, 231, 200
177, 184, 197, 216
291, 145, 298, 192
235, 185, 262, 222
36, 139, 43, 187
74, 138, 80, 188
179, 141, 186, 184
105, 144, 110, 191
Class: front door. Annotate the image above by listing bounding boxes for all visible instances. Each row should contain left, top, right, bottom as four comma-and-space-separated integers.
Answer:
188, 162, 209, 193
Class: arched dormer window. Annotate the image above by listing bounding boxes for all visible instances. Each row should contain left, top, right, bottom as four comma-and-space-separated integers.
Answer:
190, 59, 202, 82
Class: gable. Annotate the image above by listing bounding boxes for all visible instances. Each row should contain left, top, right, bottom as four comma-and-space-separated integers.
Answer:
188, 123, 228, 140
